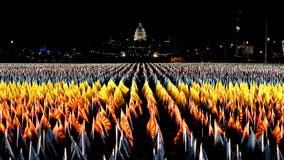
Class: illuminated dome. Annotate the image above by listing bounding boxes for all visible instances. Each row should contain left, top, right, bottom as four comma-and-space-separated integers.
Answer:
134, 23, 147, 41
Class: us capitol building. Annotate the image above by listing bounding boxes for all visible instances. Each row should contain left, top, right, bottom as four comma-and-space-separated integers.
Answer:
100, 22, 180, 59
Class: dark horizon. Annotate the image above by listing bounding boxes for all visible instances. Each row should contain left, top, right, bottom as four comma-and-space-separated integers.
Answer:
1, 1, 283, 49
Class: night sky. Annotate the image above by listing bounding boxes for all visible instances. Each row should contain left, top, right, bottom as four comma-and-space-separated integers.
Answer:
1, 1, 283, 48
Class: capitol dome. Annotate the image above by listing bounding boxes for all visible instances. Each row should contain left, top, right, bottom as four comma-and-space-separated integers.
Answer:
134, 23, 147, 41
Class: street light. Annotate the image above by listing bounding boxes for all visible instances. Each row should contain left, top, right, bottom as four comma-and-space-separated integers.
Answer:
264, 19, 268, 63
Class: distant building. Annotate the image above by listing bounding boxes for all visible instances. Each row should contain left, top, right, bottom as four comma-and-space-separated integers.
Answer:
134, 23, 147, 41
235, 43, 254, 57
128, 22, 151, 57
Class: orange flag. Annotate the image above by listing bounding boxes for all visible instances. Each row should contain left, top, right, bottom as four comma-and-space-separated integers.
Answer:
97, 108, 112, 132
255, 117, 269, 140
273, 121, 282, 145
120, 111, 134, 148
174, 119, 191, 144
147, 113, 158, 141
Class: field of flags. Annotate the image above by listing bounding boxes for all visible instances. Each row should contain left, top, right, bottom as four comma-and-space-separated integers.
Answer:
0, 63, 283, 160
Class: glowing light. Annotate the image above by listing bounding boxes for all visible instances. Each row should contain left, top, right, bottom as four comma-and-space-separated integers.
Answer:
10, 40, 14, 44
236, 26, 240, 32
153, 52, 159, 58
121, 52, 126, 57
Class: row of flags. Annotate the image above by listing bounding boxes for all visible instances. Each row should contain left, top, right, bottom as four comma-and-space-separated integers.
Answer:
148, 63, 284, 160
0, 63, 283, 160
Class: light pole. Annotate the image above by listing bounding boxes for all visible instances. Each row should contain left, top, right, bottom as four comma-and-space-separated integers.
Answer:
264, 19, 268, 63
